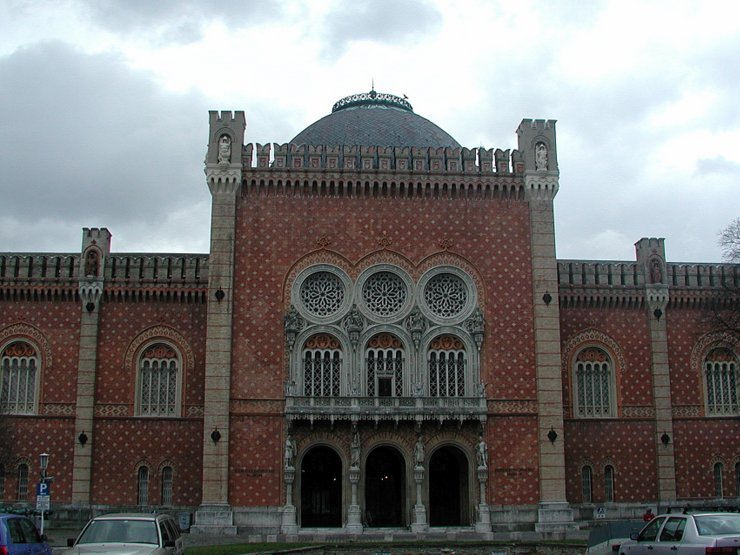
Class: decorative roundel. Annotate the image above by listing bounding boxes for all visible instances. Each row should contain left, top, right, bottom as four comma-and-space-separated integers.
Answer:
362, 271, 408, 317
423, 272, 468, 319
300, 271, 345, 318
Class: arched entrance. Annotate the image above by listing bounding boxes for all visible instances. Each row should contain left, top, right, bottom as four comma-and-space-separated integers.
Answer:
300, 446, 342, 527
429, 445, 469, 526
364, 446, 405, 527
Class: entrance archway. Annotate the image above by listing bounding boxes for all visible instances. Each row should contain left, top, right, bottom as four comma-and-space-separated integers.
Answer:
364, 446, 405, 527
300, 446, 342, 527
429, 445, 469, 526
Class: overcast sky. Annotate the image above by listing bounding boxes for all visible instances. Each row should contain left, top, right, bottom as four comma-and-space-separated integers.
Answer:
1, 0, 738, 262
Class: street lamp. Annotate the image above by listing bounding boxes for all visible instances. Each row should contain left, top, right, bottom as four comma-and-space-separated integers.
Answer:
38, 453, 50, 536
39, 453, 49, 481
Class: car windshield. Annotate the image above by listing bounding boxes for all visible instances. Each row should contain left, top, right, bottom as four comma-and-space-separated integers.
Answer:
694, 515, 740, 536
77, 519, 158, 544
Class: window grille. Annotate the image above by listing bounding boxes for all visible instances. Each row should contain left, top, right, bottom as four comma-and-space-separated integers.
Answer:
138, 466, 149, 506
604, 465, 615, 502
139, 344, 179, 416
300, 271, 345, 317
161, 466, 173, 506
303, 335, 341, 397
366, 333, 404, 397
429, 335, 466, 397
16, 464, 28, 501
0, 342, 38, 414
704, 348, 738, 415
575, 348, 613, 417
424, 273, 468, 318
714, 462, 724, 498
581, 465, 593, 503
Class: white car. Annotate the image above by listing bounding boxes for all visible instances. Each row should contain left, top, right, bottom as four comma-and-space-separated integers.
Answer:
64, 513, 184, 555
619, 512, 740, 555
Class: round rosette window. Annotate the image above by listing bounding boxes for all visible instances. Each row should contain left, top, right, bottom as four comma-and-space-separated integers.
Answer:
356, 266, 413, 322
419, 267, 476, 323
296, 267, 352, 322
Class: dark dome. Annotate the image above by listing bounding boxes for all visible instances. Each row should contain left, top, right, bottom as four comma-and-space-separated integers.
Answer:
291, 90, 461, 148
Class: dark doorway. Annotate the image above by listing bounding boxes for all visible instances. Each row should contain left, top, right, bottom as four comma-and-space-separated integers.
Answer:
300, 446, 342, 527
364, 446, 405, 527
429, 446, 468, 526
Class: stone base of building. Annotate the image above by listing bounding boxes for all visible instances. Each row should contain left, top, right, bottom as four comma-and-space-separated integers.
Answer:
190, 504, 237, 535
534, 502, 578, 538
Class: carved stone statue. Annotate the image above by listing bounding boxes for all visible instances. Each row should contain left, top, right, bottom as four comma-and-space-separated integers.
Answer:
476, 435, 488, 469
535, 142, 548, 171
414, 436, 425, 467
343, 305, 364, 332
284, 305, 304, 333
84, 250, 99, 277
218, 134, 231, 164
650, 258, 663, 284
284, 434, 296, 469
350, 430, 361, 468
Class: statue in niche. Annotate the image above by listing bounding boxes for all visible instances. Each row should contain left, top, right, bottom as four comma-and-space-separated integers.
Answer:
284, 434, 296, 469
650, 258, 663, 284
344, 305, 364, 332
84, 250, 99, 277
414, 436, 425, 467
476, 435, 488, 469
218, 134, 231, 164
284, 305, 303, 333
535, 142, 548, 171
350, 430, 361, 469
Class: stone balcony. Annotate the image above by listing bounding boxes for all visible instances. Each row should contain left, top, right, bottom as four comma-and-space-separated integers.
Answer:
285, 395, 487, 425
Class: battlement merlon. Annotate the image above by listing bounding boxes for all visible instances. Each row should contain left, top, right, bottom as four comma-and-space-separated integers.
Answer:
516, 119, 558, 175
206, 110, 246, 167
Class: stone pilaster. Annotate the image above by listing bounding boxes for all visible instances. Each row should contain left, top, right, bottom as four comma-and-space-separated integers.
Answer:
518, 119, 575, 534
635, 238, 676, 502
192, 111, 245, 535
71, 228, 111, 504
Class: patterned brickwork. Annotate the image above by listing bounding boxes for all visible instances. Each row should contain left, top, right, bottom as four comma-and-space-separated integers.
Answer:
229, 415, 282, 505
488, 415, 540, 505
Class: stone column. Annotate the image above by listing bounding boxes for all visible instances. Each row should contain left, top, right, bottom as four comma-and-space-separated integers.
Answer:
635, 238, 677, 502
518, 120, 575, 534
71, 228, 111, 504
346, 466, 363, 533
281, 466, 298, 535
192, 111, 245, 535
411, 464, 428, 533
476, 465, 492, 534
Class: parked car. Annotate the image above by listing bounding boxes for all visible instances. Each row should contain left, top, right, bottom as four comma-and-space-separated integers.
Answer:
0, 513, 52, 555
619, 512, 740, 555
587, 519, 644, 555
64, 513, 183, 555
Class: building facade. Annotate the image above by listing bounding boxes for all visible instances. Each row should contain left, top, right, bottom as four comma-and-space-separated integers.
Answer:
0, 91, 738, 538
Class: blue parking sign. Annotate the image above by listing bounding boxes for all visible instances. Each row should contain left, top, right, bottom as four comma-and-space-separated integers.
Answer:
36, 482, 51, 496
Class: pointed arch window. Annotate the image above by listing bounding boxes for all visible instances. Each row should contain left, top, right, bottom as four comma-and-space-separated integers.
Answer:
574, 347, 614, 417
581, 465, 593, 503
429, 335, 466, 397
302, 334, 341, 397
16, 464, 28, 501
366, 333, 404, 397
137, 466, 149, 506
704, 348, 738, 415
1, 342, 39, 414
137, 343, 180, 417
605, 465, 615, 502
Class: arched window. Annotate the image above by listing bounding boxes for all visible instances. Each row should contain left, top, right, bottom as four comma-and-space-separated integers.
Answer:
605, 465, 615, 502
302, 335, 341, 397
16, 463, 28, 501
704, 348, 738, 415
574, 347, 614, 417
714, 462, 724, 498
138, 343, 180, 416
161, 466, 173, 506
428, 335, 466, 397
581, 465, 593, 503
137, 466, 149, 506
1, 342, 39, 414
366, 333, 404, 397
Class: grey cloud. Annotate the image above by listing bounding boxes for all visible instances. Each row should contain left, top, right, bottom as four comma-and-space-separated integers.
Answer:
0, 42, 212, 252
321, 0, 442, 59
696, 157, 740, 176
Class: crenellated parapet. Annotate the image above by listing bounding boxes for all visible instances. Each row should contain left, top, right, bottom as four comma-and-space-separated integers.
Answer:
246, 143, 524, 175
205, 110, 246, 196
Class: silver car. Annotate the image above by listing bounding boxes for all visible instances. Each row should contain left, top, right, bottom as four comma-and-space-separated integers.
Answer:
619, 512, 740, 555
64, 513, 184, 555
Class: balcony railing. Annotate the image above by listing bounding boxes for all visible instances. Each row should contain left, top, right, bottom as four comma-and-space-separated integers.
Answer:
285, 395, 486, 424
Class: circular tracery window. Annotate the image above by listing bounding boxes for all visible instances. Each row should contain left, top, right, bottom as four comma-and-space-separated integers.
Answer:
300, 271, 345, 317
362, 271, 407, 317
424, 273, 468, 318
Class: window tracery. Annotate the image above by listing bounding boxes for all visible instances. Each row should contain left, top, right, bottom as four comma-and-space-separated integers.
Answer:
362, 271, 407, 317
138, 343, 180, 417
704, 348, 738, 415
574, 347, 614, 418
300, 271, 345, 318
366, 333, 404, 397
303, 334, 341, 397
0, 341, 39, 414
428, 335, 466, 397
424, 273, 468, 319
